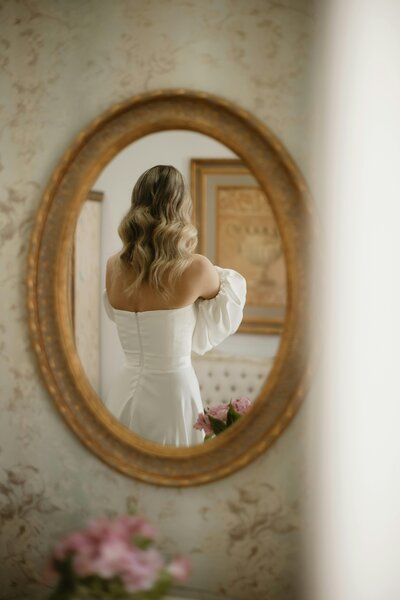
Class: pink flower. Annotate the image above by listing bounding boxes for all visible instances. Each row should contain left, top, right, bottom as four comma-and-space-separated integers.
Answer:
207, 403, 229, 422
119, 548, 164, 592
128, 518, 158, 542
166, 556, 191, 582
73, 551, 97, 578
49, 514, 187, 595
53, 532, 92, 561
193, 412, 212, 435
85, 518, 112, 542
87, 538, 131, 578
231, 396, 252, 415
95, 515, 158, 543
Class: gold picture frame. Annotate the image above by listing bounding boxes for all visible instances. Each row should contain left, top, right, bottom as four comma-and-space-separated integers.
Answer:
69, 190, 104, 395
191, 159, 286, 334
68, 190, 104, 329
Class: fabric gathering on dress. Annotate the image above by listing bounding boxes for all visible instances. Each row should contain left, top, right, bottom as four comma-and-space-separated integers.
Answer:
102, 266, 247, 447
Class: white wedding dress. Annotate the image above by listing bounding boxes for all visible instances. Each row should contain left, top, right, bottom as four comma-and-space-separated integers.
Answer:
103, 266, 246, 447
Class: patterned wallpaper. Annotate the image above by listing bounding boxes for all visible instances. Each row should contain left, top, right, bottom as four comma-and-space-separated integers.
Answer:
0, 1, 314, 598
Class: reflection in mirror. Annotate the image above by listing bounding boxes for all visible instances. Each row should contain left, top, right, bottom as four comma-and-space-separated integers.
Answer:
72, 130, 286, 447
69, 190, 104, 395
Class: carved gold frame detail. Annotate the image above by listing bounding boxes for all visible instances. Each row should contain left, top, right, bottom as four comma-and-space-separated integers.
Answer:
27, 89, 313, 486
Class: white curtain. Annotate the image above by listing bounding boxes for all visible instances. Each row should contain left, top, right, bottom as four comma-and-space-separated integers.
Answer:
308, 1, 400, 599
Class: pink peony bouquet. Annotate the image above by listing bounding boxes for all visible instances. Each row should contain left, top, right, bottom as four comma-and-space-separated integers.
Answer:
194, 397, 252, 439
46, 514, 190, 599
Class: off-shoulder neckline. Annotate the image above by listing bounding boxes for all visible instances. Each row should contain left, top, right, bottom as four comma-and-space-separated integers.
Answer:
103, 273, 229, 316
104, 290, 195, 316
111, 303, 195, 316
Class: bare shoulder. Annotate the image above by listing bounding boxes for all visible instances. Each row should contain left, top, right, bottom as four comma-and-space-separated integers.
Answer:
107, 252, 121, 265
185, 254, 220, 300
105, 253, 121, 287
189, 253, 214, 273
106, 253, 117, 274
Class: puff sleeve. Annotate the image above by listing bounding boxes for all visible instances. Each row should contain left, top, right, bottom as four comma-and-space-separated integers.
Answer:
192, 266, 247, 355
103, 289, 115, 322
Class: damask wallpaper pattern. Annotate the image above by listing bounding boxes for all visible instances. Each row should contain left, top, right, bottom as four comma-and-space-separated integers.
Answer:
0, 1, 313, 598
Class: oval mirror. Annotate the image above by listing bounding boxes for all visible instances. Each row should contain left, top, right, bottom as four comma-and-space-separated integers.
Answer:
27, 90, 312, 485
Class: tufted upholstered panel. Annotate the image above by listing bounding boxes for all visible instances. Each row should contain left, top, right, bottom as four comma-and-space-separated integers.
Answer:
192, 350, 275, 408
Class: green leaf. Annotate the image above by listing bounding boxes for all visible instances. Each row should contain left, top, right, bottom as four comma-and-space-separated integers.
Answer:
226, 403, 241, 426
142, 571, 172, 599
208, 414, 227, 435
49, 556, 77, 599
132, 535, 153, 550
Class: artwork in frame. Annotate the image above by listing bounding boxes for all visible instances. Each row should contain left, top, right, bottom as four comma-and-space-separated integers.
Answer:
67, 190, 104, 393
191, 159, 286, 334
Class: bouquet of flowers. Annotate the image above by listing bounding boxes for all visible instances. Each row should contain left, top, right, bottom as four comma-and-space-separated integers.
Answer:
193, 396, 252, 439
46, 514, 190, 599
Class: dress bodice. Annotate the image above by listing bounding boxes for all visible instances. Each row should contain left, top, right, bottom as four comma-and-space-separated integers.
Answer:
107, 304, 197, 372
103, 266, 247, 367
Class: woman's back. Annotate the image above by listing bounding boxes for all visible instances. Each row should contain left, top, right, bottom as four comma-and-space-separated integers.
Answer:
106, 252, 220, 313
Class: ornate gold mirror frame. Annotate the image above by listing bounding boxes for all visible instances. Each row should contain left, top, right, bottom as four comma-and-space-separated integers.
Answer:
27, 89, 312, 486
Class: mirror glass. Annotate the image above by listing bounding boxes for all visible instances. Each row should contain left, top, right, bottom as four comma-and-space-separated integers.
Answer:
70, 130, 286, 447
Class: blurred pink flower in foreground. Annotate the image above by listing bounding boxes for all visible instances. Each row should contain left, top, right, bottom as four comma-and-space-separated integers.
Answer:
47, 514, 189, 599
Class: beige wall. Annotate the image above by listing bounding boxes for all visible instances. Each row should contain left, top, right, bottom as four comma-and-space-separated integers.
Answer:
0, 1, 314, 598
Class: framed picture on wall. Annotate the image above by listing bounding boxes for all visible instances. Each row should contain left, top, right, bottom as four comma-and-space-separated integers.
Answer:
191, 159, 286, 334
67, 189, 104, 393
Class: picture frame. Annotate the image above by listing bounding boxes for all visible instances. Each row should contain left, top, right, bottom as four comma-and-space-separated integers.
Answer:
191, 158, 286, 334
67, 190, 104, 393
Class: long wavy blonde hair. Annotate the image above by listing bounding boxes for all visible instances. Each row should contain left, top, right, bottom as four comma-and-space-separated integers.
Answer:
117, 165, 197, 298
